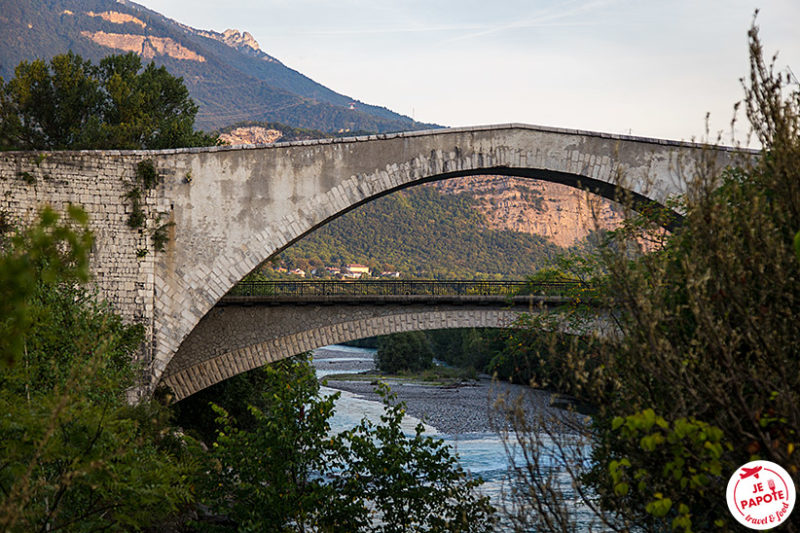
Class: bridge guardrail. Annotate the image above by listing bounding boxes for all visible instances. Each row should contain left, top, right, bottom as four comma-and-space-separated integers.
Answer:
226, 279, 585, 299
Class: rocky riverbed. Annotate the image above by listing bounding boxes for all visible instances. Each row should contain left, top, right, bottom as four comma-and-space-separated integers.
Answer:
313, 346, 577, 435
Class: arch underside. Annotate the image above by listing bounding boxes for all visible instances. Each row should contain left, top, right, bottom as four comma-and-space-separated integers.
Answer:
161, 305, 526, 400
265, 166, 680, 262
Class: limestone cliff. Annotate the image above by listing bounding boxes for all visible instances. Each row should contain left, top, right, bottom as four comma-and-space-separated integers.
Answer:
218, 126, 284, 145
431, 176, 626, 248
85, 10, 146, 28
80, 30, 206, 62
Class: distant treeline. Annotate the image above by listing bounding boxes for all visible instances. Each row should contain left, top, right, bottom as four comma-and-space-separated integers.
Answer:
368, 327, 594, 393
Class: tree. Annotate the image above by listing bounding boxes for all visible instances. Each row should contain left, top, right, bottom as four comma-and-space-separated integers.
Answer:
201, 355, 495, 532
495, 23, 800, 532
345, 383, 496, 532
0, 51, 217, 150
376, 331, 434, 373
202, 354, 367, 532
0, 209, 199, 531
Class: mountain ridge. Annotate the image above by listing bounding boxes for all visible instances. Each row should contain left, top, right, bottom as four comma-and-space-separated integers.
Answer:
0, 0, 438, 133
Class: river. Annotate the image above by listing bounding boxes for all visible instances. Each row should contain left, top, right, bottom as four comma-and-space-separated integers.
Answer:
312, 344, 596, 529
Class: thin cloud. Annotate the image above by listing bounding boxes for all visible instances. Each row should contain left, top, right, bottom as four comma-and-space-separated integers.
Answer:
294, 24, 486, 36
443, 0, 624, 43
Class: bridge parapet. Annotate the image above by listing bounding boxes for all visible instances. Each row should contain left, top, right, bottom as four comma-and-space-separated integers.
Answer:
227, 279, 582, 296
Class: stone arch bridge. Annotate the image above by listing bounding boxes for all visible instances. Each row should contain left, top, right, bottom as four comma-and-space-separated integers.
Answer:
0, 124, 741, 398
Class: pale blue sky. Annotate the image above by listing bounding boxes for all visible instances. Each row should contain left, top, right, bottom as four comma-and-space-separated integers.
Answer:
137, 0, 799, 143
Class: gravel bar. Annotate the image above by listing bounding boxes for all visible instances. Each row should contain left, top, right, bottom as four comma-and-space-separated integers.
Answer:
314, 346, 580, 435
324, 377, 569, 435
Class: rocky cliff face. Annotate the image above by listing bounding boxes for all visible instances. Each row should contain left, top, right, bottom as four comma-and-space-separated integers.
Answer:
431, 176, 626, 248
80, 30, 206, 61
218, 126, 284, 145
189, 27, 282, 63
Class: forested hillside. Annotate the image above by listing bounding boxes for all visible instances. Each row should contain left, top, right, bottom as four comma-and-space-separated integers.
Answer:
274, 185, 563, 278
0, 0, 435, 132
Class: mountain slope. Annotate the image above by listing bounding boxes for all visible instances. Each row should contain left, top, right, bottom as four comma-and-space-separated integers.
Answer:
0, 0, 437, 132
276, 185, 564, 279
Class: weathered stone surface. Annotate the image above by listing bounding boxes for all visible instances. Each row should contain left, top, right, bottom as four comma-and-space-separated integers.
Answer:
0, 124, 744, 397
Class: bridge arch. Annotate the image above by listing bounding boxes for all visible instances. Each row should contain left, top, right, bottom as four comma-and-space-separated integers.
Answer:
161, 301, 533, 400
0, 123, 740, 395
150, 124, 738, 394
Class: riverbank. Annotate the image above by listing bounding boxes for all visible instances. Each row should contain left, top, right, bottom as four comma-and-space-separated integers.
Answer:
314, 345, 576, 435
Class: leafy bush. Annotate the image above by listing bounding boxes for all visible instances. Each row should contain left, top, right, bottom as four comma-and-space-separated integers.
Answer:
200, 355, 496, 531
496, 24, 800, 532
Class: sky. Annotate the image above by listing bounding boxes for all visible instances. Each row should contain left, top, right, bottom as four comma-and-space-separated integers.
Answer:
136, 0, 799, 144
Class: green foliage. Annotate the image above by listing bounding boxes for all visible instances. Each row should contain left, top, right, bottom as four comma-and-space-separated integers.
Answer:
0, 51, 218, 150
135, 158, 159, 189
600, 410, 732, 531
152, 220, 175, 252
125, 187, 145, 229
0, 212, 199, 531
0, 206, 91, 366
376, 330, 434, 373
200, 355, 495, 531
16, 171, 35, 184
426, 327, 504, 372
174, 361, 282, 446
794, 229, 800, 262
276, 185, 562, 279
125, 161, 176, 252
202, 354, 367, 531
496, 24, 800, 532
484, 314, 601, 403
344, 382, 496, 532
126, 159, 162, 229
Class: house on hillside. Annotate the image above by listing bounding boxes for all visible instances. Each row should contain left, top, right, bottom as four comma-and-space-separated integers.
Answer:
380, 271, 401, 278
289, 268, 306, 277
325, 266, 342, 276
343, 263, 370, 278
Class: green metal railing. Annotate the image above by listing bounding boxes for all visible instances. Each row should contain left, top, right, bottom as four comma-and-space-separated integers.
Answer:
227, 279, 584, 298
